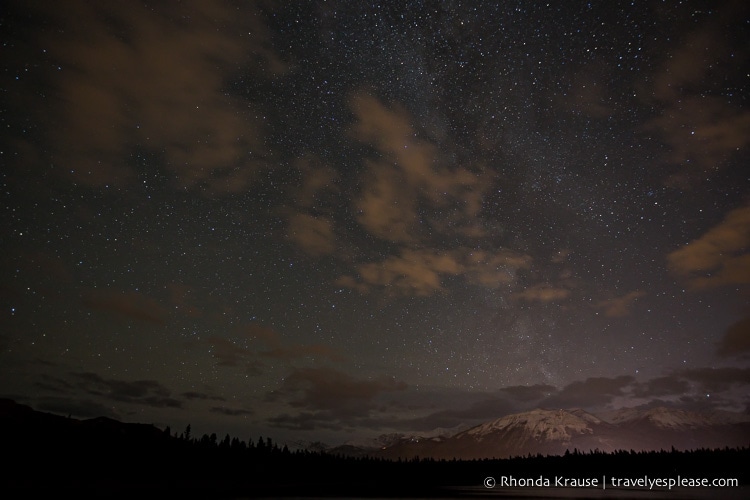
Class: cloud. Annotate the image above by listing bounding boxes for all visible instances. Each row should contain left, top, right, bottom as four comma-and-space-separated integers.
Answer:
348, 93, 494, 243
514, 283, 570, 303
206, 323, 343, 372
262, 369, 749, 435
624, 396, 734, 414
265, 368, 409, 431
631, 376, 691, 398
354, 160, 419, 243
181, 391, 226, 402
290, 155, 340, 210
332, 94, 525, 297
498, 384, 557, 401
209, 406, 254, 417
401, 371, 746, 434
243, 323, 344, 362
400, 397, 518, 432
651, 19, 736, 102
543, 376, 634, 408
267, 411, 345, 431
678, 367, 750, 393
593, 290, 646, 317
70, 372, 182, 408
550, 249, 572, 264
667, 204, 750, 289
337, 247, 531, 296
26, 1, 284, 193
341, 249, 461, 296
284, 155, 340, 256
36, 397, 119, 419
626, 368, 750, 410
287, 213, 336, 256
644, 7, 750, 185
465, 250, 534, 288
267, 367, 407, 416
265, 376, 649, 435
206, 336, 264, 374
166, 284, 203, 318
244, 323, 282, 345
717, 315, 750, 358
82, 289, 167, 324
34, 374, 75, 395
645, 97, 750, 186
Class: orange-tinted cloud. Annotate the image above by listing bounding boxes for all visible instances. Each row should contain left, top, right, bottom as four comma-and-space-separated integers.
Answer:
464, 249, 534, 288
717, 315, 750, 358
354, 160, 419, 243
207, 336, 259, 369
348, 93, 494, 242
514, 283, 570, 303
208, 337, 266, 375
243, 322, 343, 362
267, 367, 407, 413
644, 7, 750, 186
284, 155, 340, 255
644, 97, 750, 186
243, 323, 283, 345
166, 283, 203, 318
287, 213, 336, 256
337, 248, 531, 296
210, 406, 254, 417
667, 204, 750, 289
594, 290, 646, 317
291, 155, 340, 209
207, 323, 343, 372
550, 249, 572, 264
83, 289, 167, 324
34, 1, 284, 193
356, 249, 462, 296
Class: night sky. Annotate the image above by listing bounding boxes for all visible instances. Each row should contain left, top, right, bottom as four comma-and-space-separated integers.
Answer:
2, 1, 749, 445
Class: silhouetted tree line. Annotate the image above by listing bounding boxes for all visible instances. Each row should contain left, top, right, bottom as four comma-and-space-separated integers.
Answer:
2, 399, 748, 496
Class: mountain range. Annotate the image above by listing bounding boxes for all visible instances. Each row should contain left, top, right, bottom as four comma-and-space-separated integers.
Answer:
2, 398, 748, 461
354, 407, 750, 460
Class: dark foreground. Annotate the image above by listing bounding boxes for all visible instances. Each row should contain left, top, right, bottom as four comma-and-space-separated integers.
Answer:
3, 399, 748, 498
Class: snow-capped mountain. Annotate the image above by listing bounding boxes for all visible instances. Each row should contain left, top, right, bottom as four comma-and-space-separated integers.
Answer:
446, 408, 614, 459
462, 408, 600, 442
600, 406, 750, 428
376, 407, 750, 460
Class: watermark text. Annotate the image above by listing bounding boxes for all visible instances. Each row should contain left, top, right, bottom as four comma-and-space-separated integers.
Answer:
484, 475, 739, 490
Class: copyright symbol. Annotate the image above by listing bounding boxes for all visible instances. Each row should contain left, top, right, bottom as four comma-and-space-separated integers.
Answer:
484, 476, 495, 489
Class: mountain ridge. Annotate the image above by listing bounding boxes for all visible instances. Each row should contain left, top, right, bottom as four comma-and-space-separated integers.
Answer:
370, 406, 750, 460
3, 398, 748, 461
